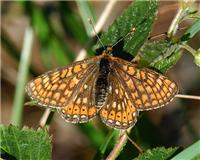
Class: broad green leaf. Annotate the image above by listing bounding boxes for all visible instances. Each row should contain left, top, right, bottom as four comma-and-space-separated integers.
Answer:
152, 50, 182, 73
96, 0, 158, 56
134, 147, 179, 160
138, 40, 181, 73
0, 125, 52, 160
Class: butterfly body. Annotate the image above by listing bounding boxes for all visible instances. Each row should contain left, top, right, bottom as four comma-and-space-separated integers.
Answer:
26, 47, 178, 129
94, 57, 110, 108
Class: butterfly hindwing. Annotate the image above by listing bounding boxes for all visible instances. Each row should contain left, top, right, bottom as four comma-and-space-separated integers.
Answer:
60, 66, 99, 123
99, 72, 137, 129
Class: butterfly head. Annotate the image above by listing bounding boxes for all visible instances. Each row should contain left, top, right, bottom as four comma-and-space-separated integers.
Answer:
102, 46, 113, 56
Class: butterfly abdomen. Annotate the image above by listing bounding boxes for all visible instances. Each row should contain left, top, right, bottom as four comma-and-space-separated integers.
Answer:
95, 58, 110, 108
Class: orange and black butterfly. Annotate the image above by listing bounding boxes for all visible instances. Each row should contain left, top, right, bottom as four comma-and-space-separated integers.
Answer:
26, 45, 178, 130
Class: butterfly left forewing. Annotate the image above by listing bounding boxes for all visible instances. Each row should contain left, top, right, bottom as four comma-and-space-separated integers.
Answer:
26, 56, 102, 110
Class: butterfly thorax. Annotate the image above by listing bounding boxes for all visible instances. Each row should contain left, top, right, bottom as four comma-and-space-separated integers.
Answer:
94, 57, 111, 108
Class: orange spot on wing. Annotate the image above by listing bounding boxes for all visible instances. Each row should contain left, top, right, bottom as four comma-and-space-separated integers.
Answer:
122, 112, 127, 123
60, 69, 68, 78
115, 112, 122, 121
108, 110, 115, 121
34, 78, 42, 85
73, 105, 80, 114
73, 65, 82, 73
89, 107, 96, 116
80, 106, 87, 115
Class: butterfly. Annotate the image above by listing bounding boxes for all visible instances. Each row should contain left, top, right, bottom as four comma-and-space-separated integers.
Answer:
26, 46, 178, 129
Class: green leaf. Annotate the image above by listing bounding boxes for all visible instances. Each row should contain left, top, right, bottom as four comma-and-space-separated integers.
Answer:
0, 125, 52, 160
134, 147, 179, 160
97, 0, 158, 56
152, 50, 182, 73
138, 40, 181, 73
181, 19, 200, 42
171, 140, 200, 160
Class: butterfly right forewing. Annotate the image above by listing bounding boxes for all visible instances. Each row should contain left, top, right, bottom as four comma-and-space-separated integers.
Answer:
112, 58, 178, 111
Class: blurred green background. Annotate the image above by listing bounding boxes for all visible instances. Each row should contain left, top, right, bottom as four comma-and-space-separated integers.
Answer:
1, 1, 200, 160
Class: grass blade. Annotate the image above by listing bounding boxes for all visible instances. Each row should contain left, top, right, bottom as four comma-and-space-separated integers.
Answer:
11, 26, 34, 126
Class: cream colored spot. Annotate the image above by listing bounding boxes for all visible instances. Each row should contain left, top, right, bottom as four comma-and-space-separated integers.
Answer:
84, 84, 88, 89
43, 77, 49, 84
170, 83, 176, 88
115, 89, 119, 94
51, 100, 56, 105
113, 102, 117, 108
157, 79, 162, 86
115, 121, 121, 126
76, 98, 81, 104
83, 97, 87, 104
167, 92, 171, 97
117, 104, 121, 110
125, 92, 129, 99
123, 65, 128, 71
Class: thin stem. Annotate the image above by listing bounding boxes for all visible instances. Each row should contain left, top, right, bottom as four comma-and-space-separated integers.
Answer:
180, 44, 197, 56
167, 6, 184, 38
39, 109, 52, 127
11, 26, 33, 126
126, 133, 144, 153
106, 128, 132, 160
175, 94, 200, 100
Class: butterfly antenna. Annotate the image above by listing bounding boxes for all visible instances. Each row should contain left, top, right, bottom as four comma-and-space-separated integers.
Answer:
111, 27, 136, 48
88, 18, 105, 49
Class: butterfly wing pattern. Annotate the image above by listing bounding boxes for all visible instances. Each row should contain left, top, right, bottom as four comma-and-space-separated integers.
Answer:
112, 58, 178, 111
99, 73, 138, 129
26, 49, 178, 130
26, 56, 102, 122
